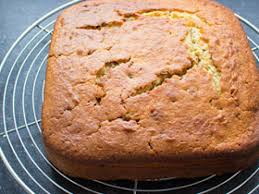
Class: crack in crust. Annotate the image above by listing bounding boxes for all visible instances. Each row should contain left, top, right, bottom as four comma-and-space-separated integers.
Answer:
96, 58, 131, 79
131, 66, 193, 97
76, 21, 123, 30
94, 58, 131, 104
50, 49, 97, 58
141, 10, 209, 25
148, 140, 158, 154
184, 27, 221, 93
142, 10, 221, 93
131, 72, 172, 96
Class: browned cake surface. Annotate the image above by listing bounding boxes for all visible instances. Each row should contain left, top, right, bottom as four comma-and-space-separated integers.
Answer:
42, 0, 259, 179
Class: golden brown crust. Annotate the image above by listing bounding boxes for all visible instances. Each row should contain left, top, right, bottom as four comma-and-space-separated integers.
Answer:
42, 0, 259, 179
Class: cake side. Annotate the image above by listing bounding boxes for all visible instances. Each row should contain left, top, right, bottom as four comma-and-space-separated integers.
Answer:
42, 0, 259, 179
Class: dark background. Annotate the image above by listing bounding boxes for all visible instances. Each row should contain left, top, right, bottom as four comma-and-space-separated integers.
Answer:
0, 0, 258, 193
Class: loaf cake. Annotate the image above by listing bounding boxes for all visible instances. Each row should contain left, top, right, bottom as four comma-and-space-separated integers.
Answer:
42, 0, 259, 180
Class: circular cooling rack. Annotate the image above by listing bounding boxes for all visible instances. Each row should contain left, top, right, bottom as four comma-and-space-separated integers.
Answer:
0, 0, 258, 193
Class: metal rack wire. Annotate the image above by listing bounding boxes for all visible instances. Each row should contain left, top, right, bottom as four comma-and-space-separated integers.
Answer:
0, 0, 258, 193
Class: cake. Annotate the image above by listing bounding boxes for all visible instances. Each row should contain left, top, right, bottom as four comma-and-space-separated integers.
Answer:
42, 0, 259, 180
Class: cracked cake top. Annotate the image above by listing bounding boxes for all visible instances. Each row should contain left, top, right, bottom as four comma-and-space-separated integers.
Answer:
42, 0, 259, 163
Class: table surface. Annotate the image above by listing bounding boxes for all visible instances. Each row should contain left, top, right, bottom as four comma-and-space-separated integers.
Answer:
0, 0, 258, 193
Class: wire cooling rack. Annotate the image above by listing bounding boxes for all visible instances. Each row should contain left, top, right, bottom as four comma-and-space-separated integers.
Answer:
0, 0, 258, 193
